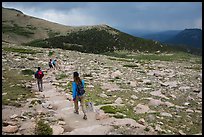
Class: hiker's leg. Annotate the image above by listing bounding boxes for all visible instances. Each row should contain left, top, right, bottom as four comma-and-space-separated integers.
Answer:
40, 79, 43, 91
74, 96, 79, 113
80, 96, 86, 115
37, 79, 40, 91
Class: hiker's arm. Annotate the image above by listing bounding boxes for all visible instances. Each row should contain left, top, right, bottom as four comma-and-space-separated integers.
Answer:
82, 80, 85, 88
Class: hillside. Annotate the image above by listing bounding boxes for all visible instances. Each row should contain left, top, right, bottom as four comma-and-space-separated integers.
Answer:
2, 7, 187, 54
165, 29, 202, 49
24, 26, 185, 54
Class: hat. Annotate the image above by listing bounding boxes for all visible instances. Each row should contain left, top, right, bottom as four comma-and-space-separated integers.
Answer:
73, 72, 79, 77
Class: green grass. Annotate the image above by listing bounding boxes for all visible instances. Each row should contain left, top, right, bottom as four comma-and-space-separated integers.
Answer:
21, 69, 35, 75
48, 51, 54, 56
2, 23, 34, 37
35, 119, 53, 135
48, 30, 60, 38
56, 73, 67, 80
2, 68, 35, 107
100, 105, 117, 114
106, 50, 201, 63
123, 64, 138, 68
2, 47, 42, 54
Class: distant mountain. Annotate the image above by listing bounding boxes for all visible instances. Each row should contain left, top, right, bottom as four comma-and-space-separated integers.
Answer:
141, 30, 181, 42
165, 29, 202, 49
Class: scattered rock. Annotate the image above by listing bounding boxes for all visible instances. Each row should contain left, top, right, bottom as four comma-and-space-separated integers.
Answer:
99, 93, 108, 98
160, 112, 172, 117
179, 86, 191, 91
3, 121, 17, 126
155, 124, 162, 132
58, 121, 66, 125
95, 112, 109, 120
192, 88, 200, 93
51, 125, 64, 135
111, 70, 122, 79
160, 81, 178, 88
134, 104, 150, 114
2, 125, 18, 133
2, 92, 7, 96
10, 114, 18, 119
146, 114, 155, 122
178, 130, 186, 135
186, 109, 194, 113
148, 98, 164, 106
143, 79, 152, 85
115, 97, 123, 104
131, 95, 138, 100
138, 118, 145, 125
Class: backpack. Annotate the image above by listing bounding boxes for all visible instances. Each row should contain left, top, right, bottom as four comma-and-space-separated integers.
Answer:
49, 61, 52, 66
37, 70, 44, 79
77, 82, 85, 96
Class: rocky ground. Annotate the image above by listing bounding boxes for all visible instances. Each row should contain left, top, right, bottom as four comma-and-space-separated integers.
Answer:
2, 42, 202, 135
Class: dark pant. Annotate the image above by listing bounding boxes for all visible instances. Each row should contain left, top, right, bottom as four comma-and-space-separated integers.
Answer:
37, 79, 43, 91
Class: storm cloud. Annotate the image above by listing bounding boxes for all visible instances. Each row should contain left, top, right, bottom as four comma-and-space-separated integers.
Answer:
2, 2, 202, 32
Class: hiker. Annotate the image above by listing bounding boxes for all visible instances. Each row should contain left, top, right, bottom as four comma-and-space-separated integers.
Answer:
52, 59, 57, 69
72, 72, 87, 120
48, 59, 53, 69
34, 67, 44, 92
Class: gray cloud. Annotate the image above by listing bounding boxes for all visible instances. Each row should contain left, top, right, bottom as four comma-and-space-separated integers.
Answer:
2, 2, 202, 32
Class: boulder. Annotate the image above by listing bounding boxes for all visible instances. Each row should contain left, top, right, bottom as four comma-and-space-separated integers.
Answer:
95, 112, 109, 120
134, 104, 150, 114
138, 118, 145, 125
111, 70, 122, 79
115, 97, 123, 104
99, 93, 108, 98
10, 114, 18, 119
2, 125, 18, 133
51, 125, 64, 135
160, 112, 172, 117
131, 95, 138, 100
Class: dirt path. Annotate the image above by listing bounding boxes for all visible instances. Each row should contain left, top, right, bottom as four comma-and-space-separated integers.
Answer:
32, 69, 114, 135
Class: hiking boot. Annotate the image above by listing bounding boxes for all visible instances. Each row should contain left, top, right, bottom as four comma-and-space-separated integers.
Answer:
74, 110, 79, 114
83, 115, 87, 120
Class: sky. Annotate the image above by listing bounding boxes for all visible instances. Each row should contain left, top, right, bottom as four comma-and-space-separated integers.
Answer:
2, 2, 202, 34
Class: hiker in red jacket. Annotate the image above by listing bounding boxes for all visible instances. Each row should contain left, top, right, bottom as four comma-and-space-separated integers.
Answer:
34, 67, 44, 92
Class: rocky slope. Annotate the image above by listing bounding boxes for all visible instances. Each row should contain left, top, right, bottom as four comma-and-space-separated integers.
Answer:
2, 41, 202, 135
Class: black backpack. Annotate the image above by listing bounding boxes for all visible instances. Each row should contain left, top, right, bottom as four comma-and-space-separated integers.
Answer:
77, 82, 85, 96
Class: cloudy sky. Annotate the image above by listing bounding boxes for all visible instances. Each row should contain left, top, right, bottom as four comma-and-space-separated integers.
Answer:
2, 2, 202, 33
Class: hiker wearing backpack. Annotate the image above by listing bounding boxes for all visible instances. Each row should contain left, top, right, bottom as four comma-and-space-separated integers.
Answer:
34, 67, 44, 92
72, 72, 87, 120
49, 59, 53, 69
52, 59, 57, 69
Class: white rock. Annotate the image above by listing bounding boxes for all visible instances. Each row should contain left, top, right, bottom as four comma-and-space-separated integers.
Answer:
155, 124, 162, 132
148, 99, 164, 106
99, 93, 108, 98
10, 114, 18, 119
138, 118, 145, 125
58, 121, 66, 125
111, 70, 122, 78
160, 112, 172, 117
186, 109, 194, 113
134, 104, 150, 114
87, 85, 94, 88
51, 125, 64, 135
2, 125, 18, 133
179, 86, 191, 91
131, 95, 138, 100
178, 130, 186, 135
115, 97, 123, 104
